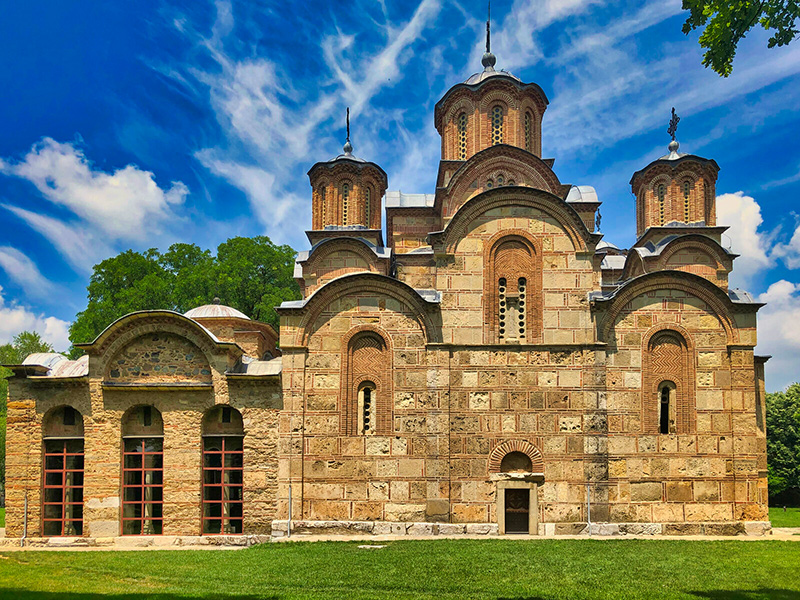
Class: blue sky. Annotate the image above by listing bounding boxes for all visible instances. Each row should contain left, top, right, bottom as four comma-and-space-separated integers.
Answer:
1, 0, 799, 390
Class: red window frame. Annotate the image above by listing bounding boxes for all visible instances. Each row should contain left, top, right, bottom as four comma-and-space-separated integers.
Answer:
202, 435, 244, 534
42, 438, 84, 536
122, 437, 164, 535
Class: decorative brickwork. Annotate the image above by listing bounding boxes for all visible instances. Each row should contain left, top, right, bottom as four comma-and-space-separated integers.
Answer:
488, 440, 544, 474
483, 230, 543, 343
340, 326, 393, 436
642, 325, 696, 434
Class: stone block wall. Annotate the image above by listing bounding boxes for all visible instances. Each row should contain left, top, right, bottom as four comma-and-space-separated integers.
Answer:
4, 327, 282, 539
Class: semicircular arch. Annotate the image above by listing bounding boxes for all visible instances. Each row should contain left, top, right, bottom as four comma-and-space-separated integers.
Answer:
488, 440, 544, 474
295, 273, 441, 346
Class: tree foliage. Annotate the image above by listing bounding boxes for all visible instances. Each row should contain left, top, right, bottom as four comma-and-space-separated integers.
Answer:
766, 383, 800, 502
1, 332, 54, 487
682, 1, 800, 77
68, 237, 300, 357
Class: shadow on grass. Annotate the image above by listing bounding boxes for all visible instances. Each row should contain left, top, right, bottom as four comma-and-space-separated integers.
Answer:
0, 593, 280, 600
689, 591, 800, 600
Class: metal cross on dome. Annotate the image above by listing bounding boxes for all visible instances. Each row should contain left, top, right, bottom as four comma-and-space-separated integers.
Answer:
346, 107, 350, 143
668, 107, 680, 141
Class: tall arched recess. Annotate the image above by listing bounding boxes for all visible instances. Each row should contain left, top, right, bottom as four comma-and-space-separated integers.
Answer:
642, 326, 696, 434
483, 230, 542, 343
340, 326, 392, 436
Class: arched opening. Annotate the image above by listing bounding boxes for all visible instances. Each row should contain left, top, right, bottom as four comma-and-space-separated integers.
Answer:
490, 105, 504, 145
458, 112, 468, 159
524, 111, 533, 152
656, 184, 666, 225
42, 406, 84, 536
658, 381, 676, 434
488, 236, 538, 343
500, 451, 533, 473
343, 330, 391, 436
201, 406, 244, 535
121, 405, 164, 535
342, 183, 351, 226
358, 381, 376, 435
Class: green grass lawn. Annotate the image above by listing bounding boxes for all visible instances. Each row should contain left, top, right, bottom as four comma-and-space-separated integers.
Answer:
770, 506, 800, 528
0, 507, 4, 528
0, 539, 799, 600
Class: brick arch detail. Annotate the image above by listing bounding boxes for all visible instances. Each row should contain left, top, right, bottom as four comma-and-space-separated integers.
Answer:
641, 323, 696, 434
295, 273, 441, 346
488, 440, 544, 474
654, 235, 731, 273
89, 314, 234, 376
441, 187, 593, 254
597, 271, 738, 345
303, 238, 384, 275
339, 325, 392, 436
442, 146, 563, 218
483, 229, 543, 343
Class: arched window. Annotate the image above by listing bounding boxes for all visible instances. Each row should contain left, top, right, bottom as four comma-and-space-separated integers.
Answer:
645, 329, 694, 434
524, 111, 533, 152
490, 105, 504, 145
365, 187, 371, 227
320, 186, 327, 227
658, 382, 676, 434
683, 180, 691, 222
42, 406, 84, 536
657, 184, 666, 225
458, 112, 468, 159
202, 406, 244, 535
342, 331, 391, 436
488, 237, 538, 343
342, 183, 350, 226
358, 381, 376, 435
121, 405, 164, 535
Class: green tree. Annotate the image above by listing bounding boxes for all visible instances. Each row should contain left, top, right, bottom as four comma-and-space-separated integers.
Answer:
682, 1, 800, 77
68, 237, 299, 356
766, 383, 800, 500
1, 332, 54, 487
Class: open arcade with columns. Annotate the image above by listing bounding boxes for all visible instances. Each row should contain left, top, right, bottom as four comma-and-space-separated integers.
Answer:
2, 40, 770, 542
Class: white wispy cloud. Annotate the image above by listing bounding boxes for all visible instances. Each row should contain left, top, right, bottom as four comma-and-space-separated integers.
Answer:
0, 285, 71, 352
0, 137, 188, 241
2, 204, 112, 274
0, 246, 56, 299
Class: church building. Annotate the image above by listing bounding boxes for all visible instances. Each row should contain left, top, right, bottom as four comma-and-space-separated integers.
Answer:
2, 30, 770, 542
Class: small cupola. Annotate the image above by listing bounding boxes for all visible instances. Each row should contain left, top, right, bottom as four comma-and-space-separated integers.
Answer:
433, 5, 549, 161
630, 108, 720, 237
308, 108, 388, 232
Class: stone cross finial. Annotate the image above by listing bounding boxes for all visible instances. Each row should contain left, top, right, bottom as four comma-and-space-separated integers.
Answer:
668, 107, 680, 142
346, 107, 350, 143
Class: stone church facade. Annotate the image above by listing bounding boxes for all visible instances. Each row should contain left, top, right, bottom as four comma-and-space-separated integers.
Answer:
3, 46, 770, 541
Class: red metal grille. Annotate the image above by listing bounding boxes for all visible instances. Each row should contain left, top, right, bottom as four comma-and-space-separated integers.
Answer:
122, 438, 164, 535
202, 436, 243, 534
42, 438, 84, 536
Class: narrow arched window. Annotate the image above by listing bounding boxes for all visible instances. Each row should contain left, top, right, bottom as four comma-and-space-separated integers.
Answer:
358, 382, 376, 435
202, 406, 244, 535
683, 180, 691, 222
458, 112, 468, 159
42, 406, 84, 536
658, 382, 675, 434
491, 105, 504, 145
657, 184, 666, 225
365, 187, 371, 227
498, 277, 507, 340
524, 111, 533, 152
320, 186, 327, 227
122, 405, 164, 535
342, 183, 350, 226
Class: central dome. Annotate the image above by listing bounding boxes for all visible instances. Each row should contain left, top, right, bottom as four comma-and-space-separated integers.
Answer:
184, 299, 250, 320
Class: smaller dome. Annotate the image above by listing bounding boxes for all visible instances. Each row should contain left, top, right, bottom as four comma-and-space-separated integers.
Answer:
185, 302, 250, 320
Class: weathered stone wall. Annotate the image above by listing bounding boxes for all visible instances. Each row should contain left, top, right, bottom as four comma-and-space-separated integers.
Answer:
5, 323, 281, 539
105, 333, 212, 383
602, 288, 766, 523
